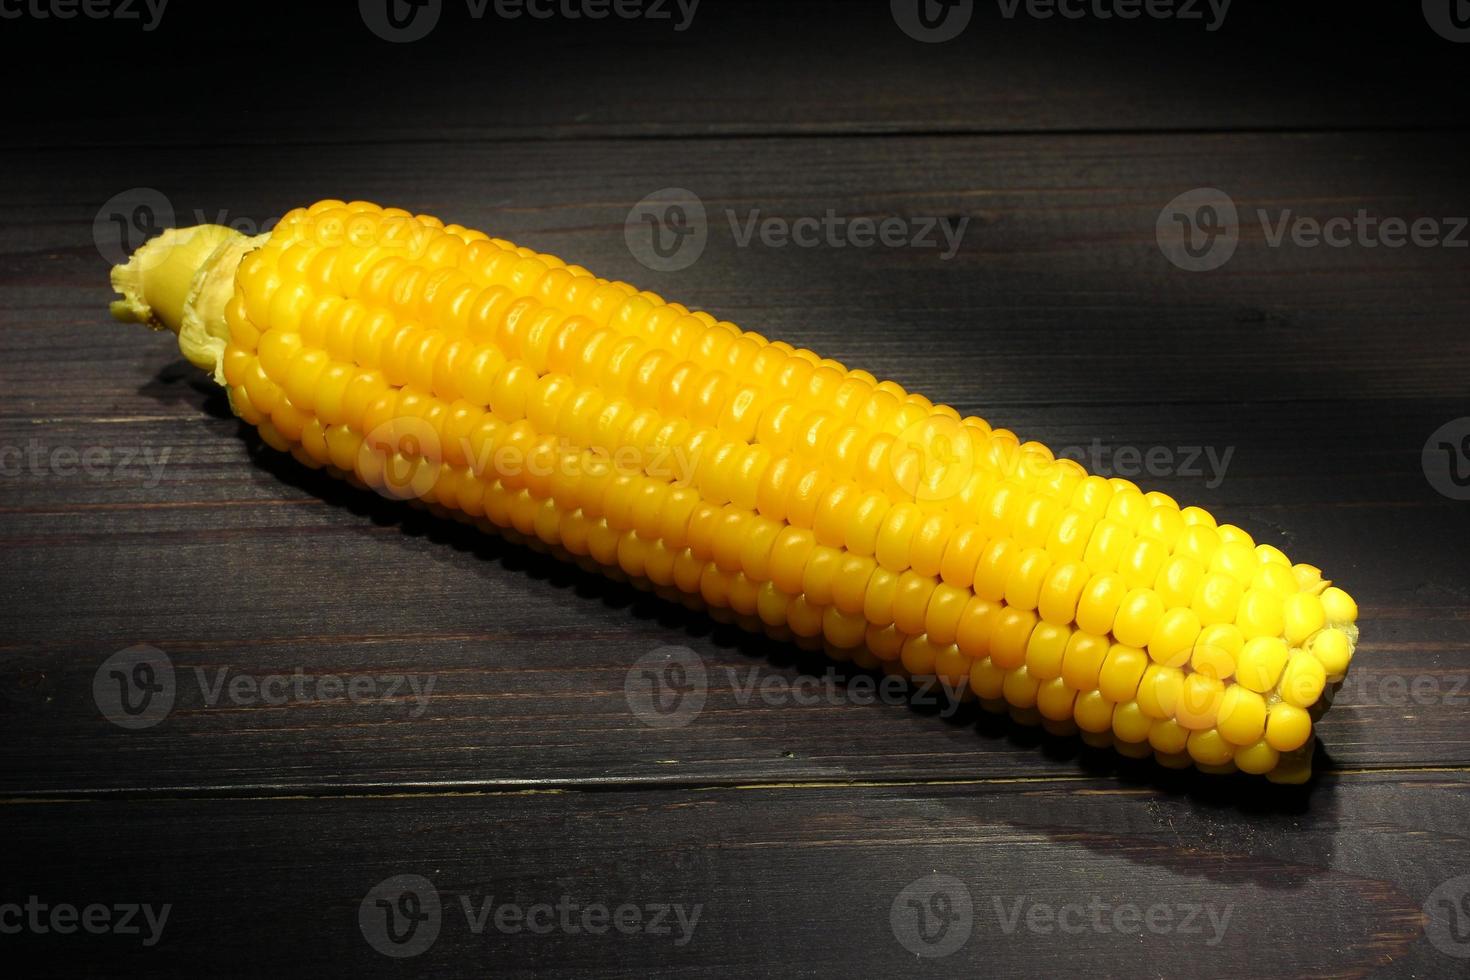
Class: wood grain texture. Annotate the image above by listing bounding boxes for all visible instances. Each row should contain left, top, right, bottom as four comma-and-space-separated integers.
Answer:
0, 134, 1466, 789
1, 8, 1468, 974
2, 1, 1467, 145
2, 773, 1466, 977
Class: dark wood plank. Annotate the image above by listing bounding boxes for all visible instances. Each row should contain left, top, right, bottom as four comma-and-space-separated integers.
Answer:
2, 772, 1466, 977
1, 132, 1466, 793
3, 132, 1468, 408
0, 394, 1464, 792
2, 1, 1466, 146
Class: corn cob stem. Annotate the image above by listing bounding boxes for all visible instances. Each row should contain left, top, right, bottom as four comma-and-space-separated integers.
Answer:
108, 201, 1361, 784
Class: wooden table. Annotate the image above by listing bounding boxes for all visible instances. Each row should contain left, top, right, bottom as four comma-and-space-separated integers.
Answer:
2, 3, 1467, 975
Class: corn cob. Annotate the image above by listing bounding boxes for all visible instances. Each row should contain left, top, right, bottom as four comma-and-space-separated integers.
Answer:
108, 200, 1360, 783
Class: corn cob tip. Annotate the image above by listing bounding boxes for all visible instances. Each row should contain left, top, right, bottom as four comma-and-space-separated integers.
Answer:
110, 224, 266, 384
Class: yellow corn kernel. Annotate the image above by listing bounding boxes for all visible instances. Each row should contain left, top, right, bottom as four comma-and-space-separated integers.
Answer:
1234, 739, 1280, 775
1111, 700, 1152, 743
1191, 622, 1243, 679
1309, 627, 1353, 676
1216, 685, 1267, 745
1282, 592, 1327, 645
1266, 702, 1313, 752
1237, 636, 1290, 694
1113, 587, 1165, 649
1147, 606, 1201, 668
1135, 663, 1183, 719
1061, 630, 1110, 692
969, 656, 1006, 700
1155, 554, 1205, 609
988, 607, 1038, 670
1002, 665, 1041, 709
1098, 643, 1148, 703
1148, 718, 1189, 755
1175, 673, 1224, 730
1249, 561, 1299, 597
1075, 573, 1127, 636
1320, 586, 1358, 624
1210, 540, 1258, 585
1073, 690, 1115, 733
1186, 728, 1235, 766
1279, 650, 1327, 707
1036, 676, 1077, 722
1024, 622, 1072, 682
1192, 571, 1244, 627
1037, 560, 1089, 626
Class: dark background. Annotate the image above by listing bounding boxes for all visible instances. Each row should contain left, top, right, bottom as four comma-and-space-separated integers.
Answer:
2, 1, 1468, 976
